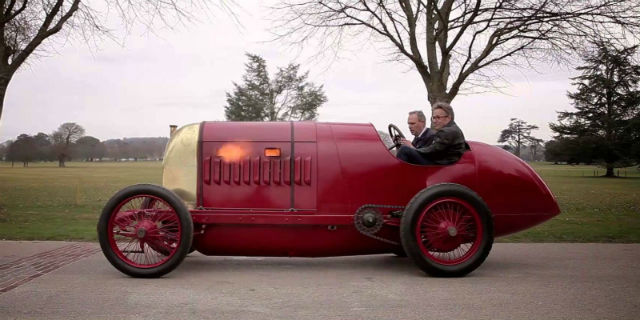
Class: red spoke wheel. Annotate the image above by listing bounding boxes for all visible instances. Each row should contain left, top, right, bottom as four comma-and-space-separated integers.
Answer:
139, 197, 177, 256
401, 184, 493, 277
141, 197, 196, 255
98, 184, 193, 278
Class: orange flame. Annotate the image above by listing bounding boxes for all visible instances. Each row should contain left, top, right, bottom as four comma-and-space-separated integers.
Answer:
217, 143, 249, 162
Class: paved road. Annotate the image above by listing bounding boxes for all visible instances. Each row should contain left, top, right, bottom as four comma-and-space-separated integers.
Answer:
0, 242, 639, 319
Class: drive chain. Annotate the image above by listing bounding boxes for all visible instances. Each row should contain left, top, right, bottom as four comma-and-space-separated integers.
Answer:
354, 204, 405, 246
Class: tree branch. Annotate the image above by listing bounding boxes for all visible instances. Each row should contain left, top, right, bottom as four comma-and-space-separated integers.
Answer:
3, 0, 28, 23
10, 0, 80, 72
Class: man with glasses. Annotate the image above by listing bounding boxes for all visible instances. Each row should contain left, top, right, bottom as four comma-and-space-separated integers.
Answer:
396, 102, 466, 165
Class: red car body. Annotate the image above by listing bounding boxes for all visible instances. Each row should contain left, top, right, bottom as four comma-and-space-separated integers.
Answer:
98, 121, 560, 278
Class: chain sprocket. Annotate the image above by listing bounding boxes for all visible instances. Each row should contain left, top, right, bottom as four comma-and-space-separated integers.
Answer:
353, 204, 404, 245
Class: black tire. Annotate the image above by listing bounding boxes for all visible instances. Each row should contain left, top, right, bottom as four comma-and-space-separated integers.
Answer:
97, 184, 193, 278
400, 183, 493, 277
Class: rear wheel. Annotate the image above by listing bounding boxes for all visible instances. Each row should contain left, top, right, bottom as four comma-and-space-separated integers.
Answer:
401, 184, 493, 277
97, 184, 193, 277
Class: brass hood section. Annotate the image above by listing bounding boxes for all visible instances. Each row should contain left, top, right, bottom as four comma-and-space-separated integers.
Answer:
162, 123, 200, 208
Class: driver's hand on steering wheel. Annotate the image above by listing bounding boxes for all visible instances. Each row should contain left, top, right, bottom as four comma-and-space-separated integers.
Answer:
399, 138, 413, 147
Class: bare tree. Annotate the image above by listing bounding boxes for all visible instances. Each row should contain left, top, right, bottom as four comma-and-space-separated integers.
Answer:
274, 1, 640, 104
0, 0, 228, 121
52, 122, 84, 167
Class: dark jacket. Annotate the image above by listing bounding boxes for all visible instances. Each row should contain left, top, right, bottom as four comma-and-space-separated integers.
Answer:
412, 128, 435, 149
416, 121, 466, 165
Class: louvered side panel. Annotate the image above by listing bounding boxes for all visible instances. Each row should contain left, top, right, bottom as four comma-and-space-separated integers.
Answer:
294, 156, 302, 185
242, 157, 250, 185
223, 161, 231, 184
213, 158, 221, 184
200, 141, 292, 209
304, 156, 312, 185
262, 158, 270, 185
273, 159, 281, 185
253, 157, 261, 185
291, 142, 317, 210
283, 156, 291, 185
233, 161, 241, 185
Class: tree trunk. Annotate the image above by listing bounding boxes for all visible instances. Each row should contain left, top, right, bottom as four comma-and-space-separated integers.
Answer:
58, 154, 66, 167
425, 80, 452, 106
605, 163, 615, 177
0, 71, 12, 122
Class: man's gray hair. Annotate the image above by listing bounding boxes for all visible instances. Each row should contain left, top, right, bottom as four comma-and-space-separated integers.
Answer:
431, 102, 455, 121
408, 110, 426, 123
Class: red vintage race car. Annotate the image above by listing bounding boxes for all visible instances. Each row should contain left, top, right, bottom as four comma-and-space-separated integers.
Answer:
97, 121, 560, 278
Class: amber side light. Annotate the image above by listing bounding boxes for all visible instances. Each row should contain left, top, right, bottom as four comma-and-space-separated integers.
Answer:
264, 148, 281, 157
217, 143, 248, 161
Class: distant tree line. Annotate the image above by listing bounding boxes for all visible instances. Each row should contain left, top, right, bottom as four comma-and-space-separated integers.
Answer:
0, 123, 168, 167
498, 143, 546, 162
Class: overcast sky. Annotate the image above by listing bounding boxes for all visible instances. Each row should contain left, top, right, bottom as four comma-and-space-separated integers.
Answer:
0, 1, 577, 145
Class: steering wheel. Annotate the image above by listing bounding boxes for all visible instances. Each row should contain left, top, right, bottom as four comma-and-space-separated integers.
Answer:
388, 124, 406, 150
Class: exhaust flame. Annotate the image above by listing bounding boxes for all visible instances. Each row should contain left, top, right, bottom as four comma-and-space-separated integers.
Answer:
217, 143, 249, 162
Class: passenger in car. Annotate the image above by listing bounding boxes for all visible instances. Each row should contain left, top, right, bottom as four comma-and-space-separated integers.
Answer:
396, 102, 466, 165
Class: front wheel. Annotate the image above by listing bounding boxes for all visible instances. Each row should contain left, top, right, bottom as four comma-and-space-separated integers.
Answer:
97, 184, 193, 277
400, 184, 493, 277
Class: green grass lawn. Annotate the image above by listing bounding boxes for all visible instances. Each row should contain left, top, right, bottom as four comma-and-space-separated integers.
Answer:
0, 161, 161, 240
500, 162, 640, 242
0, 161, 638, 242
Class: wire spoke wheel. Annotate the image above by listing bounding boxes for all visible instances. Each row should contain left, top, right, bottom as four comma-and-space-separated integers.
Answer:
109, 195, 180, 267
401, 184, 493, 277
98, 184, 193, 278
416, 198, 482, 265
